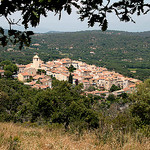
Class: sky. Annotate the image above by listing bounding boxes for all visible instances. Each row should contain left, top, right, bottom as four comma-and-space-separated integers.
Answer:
0, 1, 150, 33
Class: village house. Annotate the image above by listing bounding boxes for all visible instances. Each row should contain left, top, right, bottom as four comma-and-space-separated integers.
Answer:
72, 61, 79, 69
17, 65, 26, 73
0, 70, 5, 77
82, 80, 90, 89
18, 72, 33, 82
85, 90, 109, 98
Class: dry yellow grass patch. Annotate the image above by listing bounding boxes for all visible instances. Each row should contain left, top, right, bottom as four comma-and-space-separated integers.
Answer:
0, 122, 149, 150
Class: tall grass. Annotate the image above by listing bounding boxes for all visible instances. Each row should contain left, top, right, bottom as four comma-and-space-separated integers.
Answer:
0, 122, 149, 150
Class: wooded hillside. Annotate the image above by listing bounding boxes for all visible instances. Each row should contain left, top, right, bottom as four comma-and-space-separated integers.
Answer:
0, 30, 150, 80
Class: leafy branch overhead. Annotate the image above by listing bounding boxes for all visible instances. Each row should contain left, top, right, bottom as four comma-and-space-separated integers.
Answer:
0, 0, 150, 48
0, 27, 34, 49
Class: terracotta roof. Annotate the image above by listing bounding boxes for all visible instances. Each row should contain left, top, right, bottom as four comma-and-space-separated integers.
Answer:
53, 65, 61, 68
93, 90, 109, 94
129, 84, 136, 88
21, 72, 30, 76
76, 69, 82, 72
83, 76, 92, 79
17, 65, 26, 68
98, 77, 105, 80
73, 76, 80, 79
73, 73, 78, 76
60, 73, 69, 77
26, 63, 32, 68
40, 78, 48, 82
33, 75, 45, 80
85, 90, 109, 95
41, 64, 46, 67
28, 81, 36, 85
123, 87, 130, 91
55, 62, 62, 65
82, 80, 89, 83
52, 70, 60, 73
38, 85, 49, 89
0, 70, 5, 73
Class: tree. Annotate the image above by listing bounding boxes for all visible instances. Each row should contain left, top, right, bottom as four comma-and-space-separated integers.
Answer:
0, 60, 18, 78
67, 64, 76, 84
68, 73, 73, 84
0, 0, 150, 48
87, 86, 96, 92
109, 84, 121, 92
66, 64, 76, 73
130, 79, 150, 127
0, 60, 11, 67
107, 94, 116, 102
0, 91, 10, 121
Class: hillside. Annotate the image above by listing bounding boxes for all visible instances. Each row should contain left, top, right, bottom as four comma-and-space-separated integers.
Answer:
0, 30, 150, 80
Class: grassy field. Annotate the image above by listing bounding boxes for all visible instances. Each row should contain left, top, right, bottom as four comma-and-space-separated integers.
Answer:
0, 122, 150, 150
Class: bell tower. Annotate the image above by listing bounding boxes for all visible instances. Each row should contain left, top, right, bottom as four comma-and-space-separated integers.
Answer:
33, 55, 39, 70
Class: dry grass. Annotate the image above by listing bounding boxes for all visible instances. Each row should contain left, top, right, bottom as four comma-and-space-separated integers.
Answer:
0, 122, 149, 150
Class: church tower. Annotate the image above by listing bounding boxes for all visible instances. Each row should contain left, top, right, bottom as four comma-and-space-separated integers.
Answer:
33, 55, 40, 70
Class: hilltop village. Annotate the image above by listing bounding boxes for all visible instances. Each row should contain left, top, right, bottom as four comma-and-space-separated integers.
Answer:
17, 55, 141, 97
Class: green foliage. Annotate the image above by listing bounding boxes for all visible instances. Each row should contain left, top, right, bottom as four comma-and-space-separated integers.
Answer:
0, 78, 38, 122
4, 71, 13, 79
87, 86, 96, 92
67, 65, 76, 84
0, 60, 12, 66
107, 94, 116, 102
0, 76, 149, 137
119, 93, 128, 99
0, 77, 149, 138
109, 84, 121, 92
130, 79, 150, 127
0, 60, 18, 78
66, 64, 76, 73
0, 78, 99, 130
112, 112, 134, 132
68, 73, 73, 84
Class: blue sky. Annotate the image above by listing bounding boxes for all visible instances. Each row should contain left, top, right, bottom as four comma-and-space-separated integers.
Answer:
0, 1, 150, 33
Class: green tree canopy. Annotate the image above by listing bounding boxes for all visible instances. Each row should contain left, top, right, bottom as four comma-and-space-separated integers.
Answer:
107, 94, 116, 102
0, 60, 18, 78
130, 79, 150, 127
110, 84, 121, 92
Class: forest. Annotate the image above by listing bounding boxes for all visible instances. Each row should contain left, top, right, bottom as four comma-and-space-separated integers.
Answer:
0, 30, 150, 81
0, 76, 150, 149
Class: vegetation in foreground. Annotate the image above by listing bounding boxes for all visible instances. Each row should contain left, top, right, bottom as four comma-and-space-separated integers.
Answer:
0, 122, 150, 150
0, 77, 150, 149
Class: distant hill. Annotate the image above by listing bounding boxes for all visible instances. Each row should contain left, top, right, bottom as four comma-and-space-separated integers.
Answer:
0, 30, 150, 80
